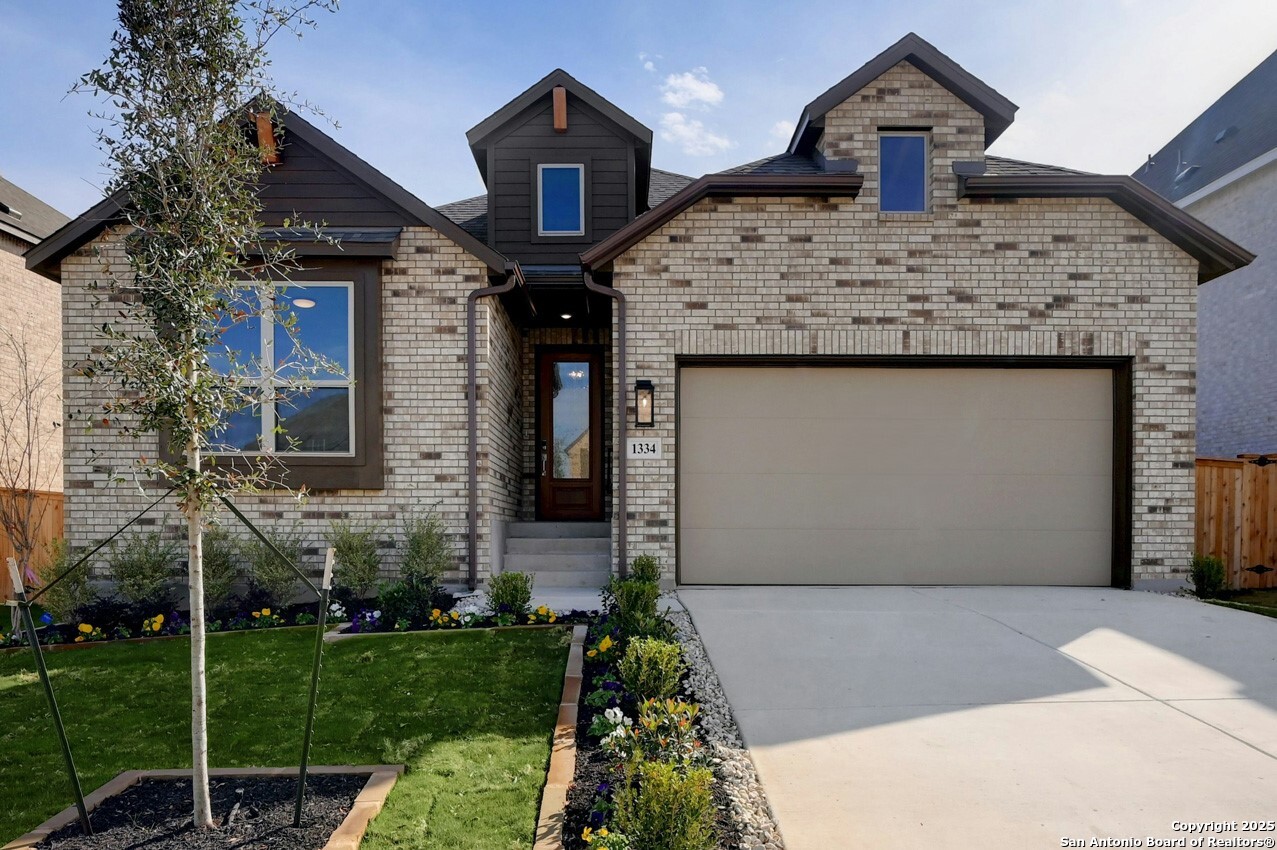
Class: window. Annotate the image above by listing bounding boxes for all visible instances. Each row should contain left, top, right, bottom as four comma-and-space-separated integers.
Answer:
879, 133, 929, 212
538, 163, 585, 236
209, 282, 354, 456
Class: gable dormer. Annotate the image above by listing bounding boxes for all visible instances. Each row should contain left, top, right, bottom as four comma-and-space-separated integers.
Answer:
789, 33, 1018, 212
465, 70, 653, 267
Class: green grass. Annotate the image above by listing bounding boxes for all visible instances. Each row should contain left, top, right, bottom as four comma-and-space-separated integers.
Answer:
1205, 588, 1277, 619
0, 626, 570, 849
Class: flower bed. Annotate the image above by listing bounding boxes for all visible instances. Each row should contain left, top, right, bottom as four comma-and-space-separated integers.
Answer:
0, 604, 319, 651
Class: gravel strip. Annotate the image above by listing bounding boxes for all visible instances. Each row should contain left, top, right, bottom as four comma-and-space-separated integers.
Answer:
671, 607, 785, 850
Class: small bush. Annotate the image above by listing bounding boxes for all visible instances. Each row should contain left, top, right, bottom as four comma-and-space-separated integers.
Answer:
108, 532, 179, 609
1190, 553, 1227, 598
606, 578, 667, 641
378, 575, 441, 627
402, 505, 453, 583
615, 761, 716, 850
618, 637, 686, 701
486, 571, 533, 615
201, 527, 240, 610
330, 518, 381, 598
630, 554, 661, 584
241, 532, 303, 608
36, 539, 95, 624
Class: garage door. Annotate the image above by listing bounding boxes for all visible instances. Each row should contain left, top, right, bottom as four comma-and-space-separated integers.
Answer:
678, 366, 1114, 585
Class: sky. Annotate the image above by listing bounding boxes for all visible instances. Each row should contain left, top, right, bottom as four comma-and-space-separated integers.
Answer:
2, 0, 1276, 219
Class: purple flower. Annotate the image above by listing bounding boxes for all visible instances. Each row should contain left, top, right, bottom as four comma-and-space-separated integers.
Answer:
39, 612, 53, 625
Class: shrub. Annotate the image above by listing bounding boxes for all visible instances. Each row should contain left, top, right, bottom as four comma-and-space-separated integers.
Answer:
618, 637, 686, 701
615, 761, 716, 850
377, 575, 440, 628
630, 554, 661, 584
329, 518, 382, 598
201, 526, 240, 610
35, 539, 95, 624
108, 532, 179, 609
401, 505, 453, 583
1190, 553, 1227, 598
486, 570, 533, 615
606, 578, 669, 641
241, 531, 303, 608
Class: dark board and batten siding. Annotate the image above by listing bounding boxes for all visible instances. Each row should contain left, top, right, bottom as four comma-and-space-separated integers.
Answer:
489, 97, 635, 265
257, 131, 413, 228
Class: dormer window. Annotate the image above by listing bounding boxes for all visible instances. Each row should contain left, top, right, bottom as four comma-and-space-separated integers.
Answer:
538, 163, 585, 236
879, 132, 929, 212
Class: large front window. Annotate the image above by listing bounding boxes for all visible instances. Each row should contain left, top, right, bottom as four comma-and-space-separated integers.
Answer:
209, 282, 354, 455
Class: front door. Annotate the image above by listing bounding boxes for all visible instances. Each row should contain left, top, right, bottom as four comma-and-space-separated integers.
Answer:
537, 348, 604, 520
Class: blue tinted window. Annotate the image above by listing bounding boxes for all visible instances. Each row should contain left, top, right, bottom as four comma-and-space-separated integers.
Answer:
879, 135, 928, 212
540, 165, 583, 234
275, 285, 350, 380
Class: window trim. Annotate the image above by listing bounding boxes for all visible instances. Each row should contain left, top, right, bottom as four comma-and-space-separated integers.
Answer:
207, 280, 357, 458
878, 130, 931, 213
536, 162, 586, 237
162, 259, 383, 491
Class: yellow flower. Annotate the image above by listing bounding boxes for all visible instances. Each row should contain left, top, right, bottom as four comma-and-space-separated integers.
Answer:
597, 635, 613, 653
450, 611, 459, 620
78, 623, 93, 634
431, 609, 441, 617
75, 636, 85, 643
261, 608, 271, 617
587, 649, 597, 658
154, 614, 164, 624
549, 614, 557, 623
581, 826, 594, 843
537, 605, 548, 615
598, 827, 609, 837
252, 611, 261, 618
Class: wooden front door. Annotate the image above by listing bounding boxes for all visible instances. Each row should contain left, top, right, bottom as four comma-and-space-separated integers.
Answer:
537, 348, 604, 520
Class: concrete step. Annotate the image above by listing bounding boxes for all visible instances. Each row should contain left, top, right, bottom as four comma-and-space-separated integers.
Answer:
504, 553, 611, 572
507, 521, 611, 539
528, 568, 613, 588
506, 537, 610, 555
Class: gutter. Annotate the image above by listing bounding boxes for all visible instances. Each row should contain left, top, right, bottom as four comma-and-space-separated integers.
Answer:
583, 271, 628, 579
466, 261, 527, 590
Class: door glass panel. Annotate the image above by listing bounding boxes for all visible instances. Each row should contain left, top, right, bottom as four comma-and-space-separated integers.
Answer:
552, 361, 590, 479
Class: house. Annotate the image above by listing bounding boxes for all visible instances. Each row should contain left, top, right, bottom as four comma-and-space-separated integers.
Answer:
27, 33, 1252, 592
0, 175, 68, 594
1133, 49, 1277, 460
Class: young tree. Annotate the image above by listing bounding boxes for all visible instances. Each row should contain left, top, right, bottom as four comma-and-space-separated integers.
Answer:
77, 0, 335, 827
0, 326, 62, 602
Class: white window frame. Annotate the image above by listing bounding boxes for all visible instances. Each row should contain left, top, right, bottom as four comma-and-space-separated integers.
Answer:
209, 280, 356, 457
878, 131, 931, 213
537, 163, 586, 236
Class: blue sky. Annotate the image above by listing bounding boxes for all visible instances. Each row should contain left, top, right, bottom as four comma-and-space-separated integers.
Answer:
3, 0, 1276, 218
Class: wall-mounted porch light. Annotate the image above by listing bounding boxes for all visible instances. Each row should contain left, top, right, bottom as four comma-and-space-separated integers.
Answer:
635, 380, 654, 428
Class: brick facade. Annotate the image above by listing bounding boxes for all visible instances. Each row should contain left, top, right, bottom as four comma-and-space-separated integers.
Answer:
0, 231, 63, 494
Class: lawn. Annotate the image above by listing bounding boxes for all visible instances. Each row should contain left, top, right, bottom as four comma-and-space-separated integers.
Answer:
0, 626, 570, 849
1206, 588, 1277, 619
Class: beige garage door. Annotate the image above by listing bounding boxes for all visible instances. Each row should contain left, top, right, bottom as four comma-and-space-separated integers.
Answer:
678, 367, 1113, 585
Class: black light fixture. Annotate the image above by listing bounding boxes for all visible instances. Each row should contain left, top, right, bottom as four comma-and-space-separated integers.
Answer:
634, 380, 654, 428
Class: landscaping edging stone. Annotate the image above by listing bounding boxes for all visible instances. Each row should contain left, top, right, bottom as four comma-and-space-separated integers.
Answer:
533, 624, 587, 850
2, 765, 404, 850
670, 607, 786, 850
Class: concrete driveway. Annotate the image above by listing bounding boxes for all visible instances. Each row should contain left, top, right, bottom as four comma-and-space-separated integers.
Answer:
679, 587, 1277, 850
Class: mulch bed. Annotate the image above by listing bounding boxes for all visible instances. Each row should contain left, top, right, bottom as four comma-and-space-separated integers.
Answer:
37, 774, 364, 850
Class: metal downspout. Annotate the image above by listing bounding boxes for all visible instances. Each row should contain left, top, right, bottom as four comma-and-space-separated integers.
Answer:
466, 262, 524, 590
583, 271, 627, 579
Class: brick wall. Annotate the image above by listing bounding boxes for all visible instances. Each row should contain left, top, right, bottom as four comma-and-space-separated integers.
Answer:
609, 65, 1200, 585
60, 226, 518, 584
0, 231, 63, 494
1187, 159, 1277, 457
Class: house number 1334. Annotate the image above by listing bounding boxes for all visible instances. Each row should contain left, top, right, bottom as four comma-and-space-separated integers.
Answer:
627, 438, 663, 459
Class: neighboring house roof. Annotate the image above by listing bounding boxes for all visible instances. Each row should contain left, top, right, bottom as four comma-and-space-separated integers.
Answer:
789, 32, 1019, 154
26, 111, 510, 279
1133, 48, 1277, 203
0, 175, 69, 245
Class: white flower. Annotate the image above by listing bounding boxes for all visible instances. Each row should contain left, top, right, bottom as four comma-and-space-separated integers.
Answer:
372, 610, 382, 619
603, 707, 632, 727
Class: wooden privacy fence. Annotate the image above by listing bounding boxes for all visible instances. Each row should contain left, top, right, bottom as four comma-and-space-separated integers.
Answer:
0, 489, 65, 601
1196, 457, 1277, 589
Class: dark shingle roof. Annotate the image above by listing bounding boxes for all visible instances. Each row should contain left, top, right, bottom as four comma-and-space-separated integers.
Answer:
436, 194, 489, 242
717, 153, 823, 175
1134, 48, 1277, 202
983, 155, 1092, 177
648, 168, 694, 207
0, 175, 69, 244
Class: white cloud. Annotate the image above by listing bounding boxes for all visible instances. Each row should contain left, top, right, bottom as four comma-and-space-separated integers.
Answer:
638, 52, 656, 73
661, 67, 724, 109
769, 119, 796, 146
660, 112, 733, 156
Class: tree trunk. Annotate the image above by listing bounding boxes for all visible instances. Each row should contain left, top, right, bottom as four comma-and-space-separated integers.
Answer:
186, 421, 213, 826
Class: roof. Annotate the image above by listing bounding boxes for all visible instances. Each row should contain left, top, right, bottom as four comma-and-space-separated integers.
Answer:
1133, 48, 1277, 203
718, 153, 823, 175
0, 175, 69, 245
983, 155, 1091, 177
648, 168, 695, 207
789, 33, 1018, 154
27, 111, 510, 279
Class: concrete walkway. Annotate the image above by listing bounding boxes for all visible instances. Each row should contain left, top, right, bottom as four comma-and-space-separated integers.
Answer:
679, 586, 1277, 850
